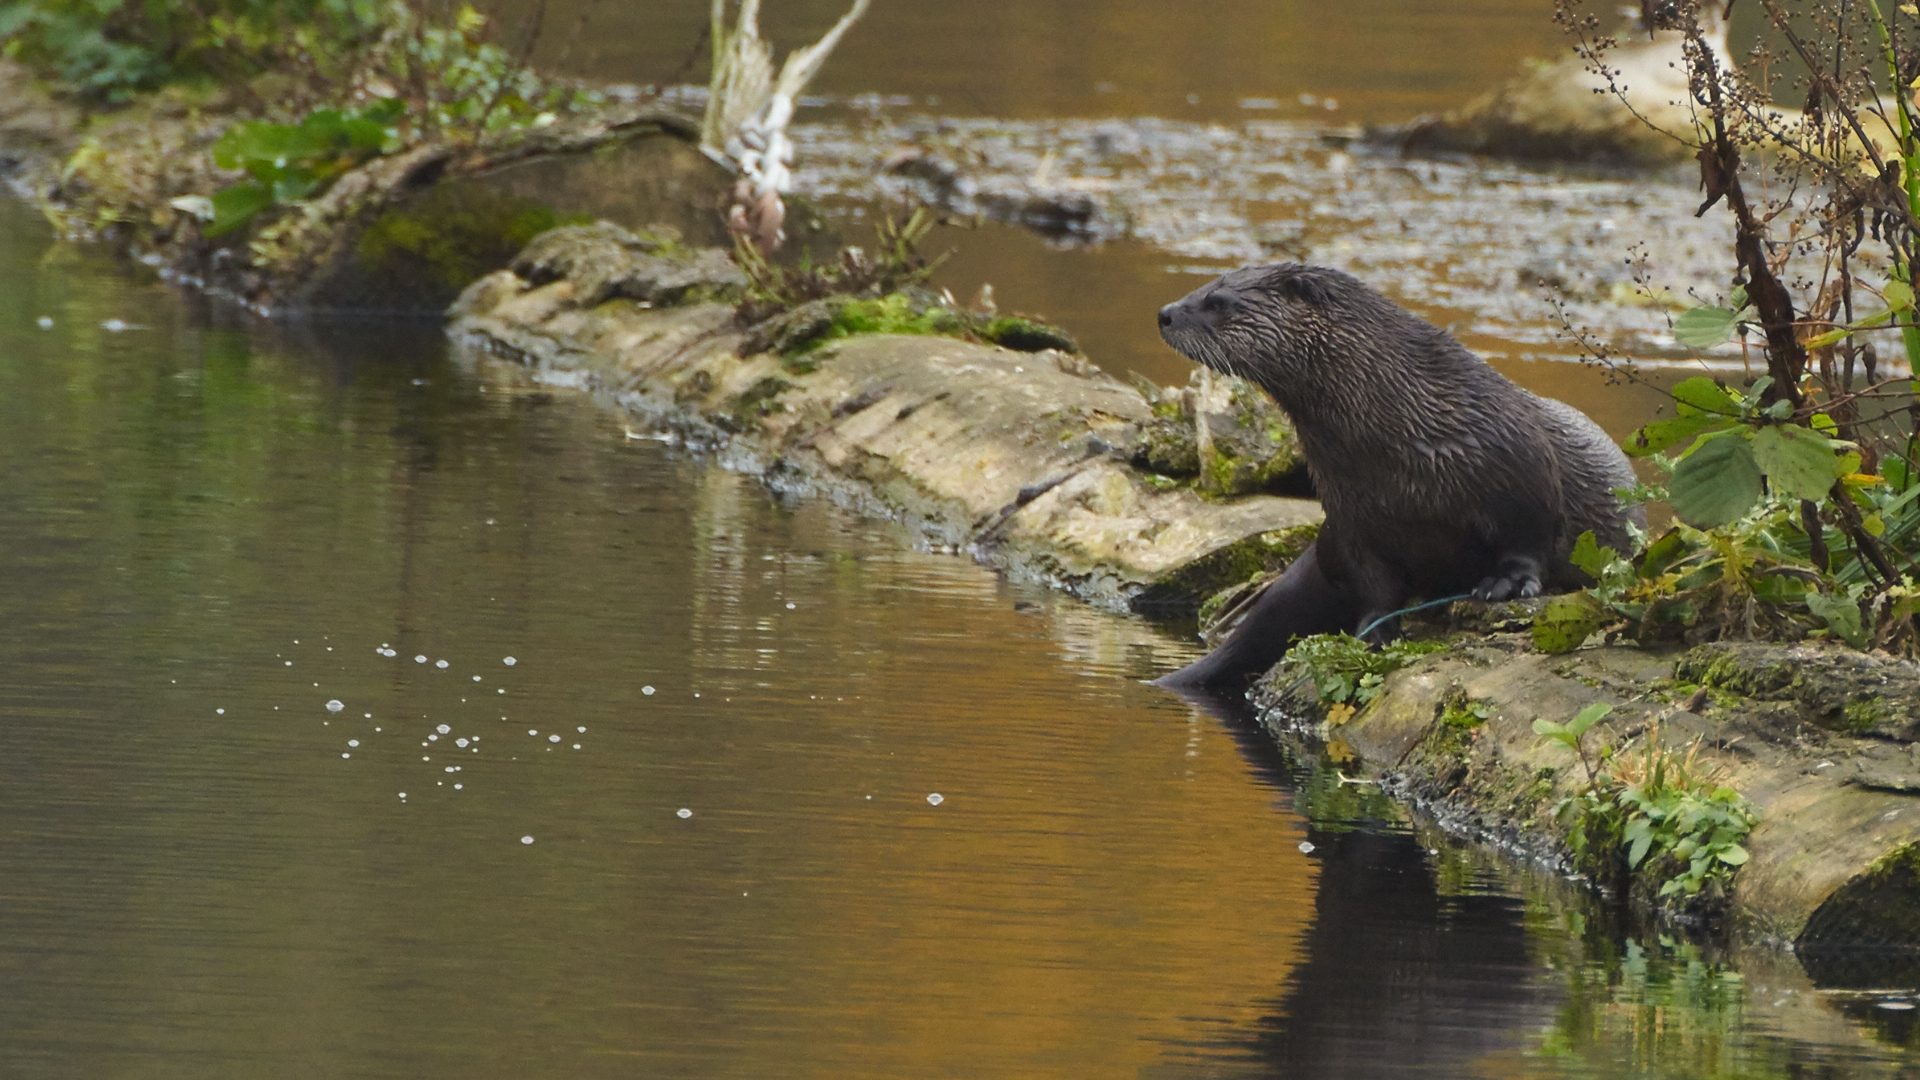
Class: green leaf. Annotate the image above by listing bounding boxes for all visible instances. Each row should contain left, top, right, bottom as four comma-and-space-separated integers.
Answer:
1568, 531, 1618, 577
1889, 279, 1916, 312
1668, 433, 1764, 527
1730, 284, 1749, 308
1532, 718, 1567, 737
1628, 830, 1653, 868
1807, 592, 1867, 648
1567, 702, 1613, 736
1533, 592, 1607, 654
1674, 306, 1749, 349
1802, 327, 1850, 349
1668, 376, 1743, 416
1624, 414, 1736, 457
1716, 843, 1750, 866
205, 181, 273, 236
1751, 424, 1847, 502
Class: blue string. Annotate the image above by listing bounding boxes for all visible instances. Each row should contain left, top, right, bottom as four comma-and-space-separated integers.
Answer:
1356, 593, 1474, 640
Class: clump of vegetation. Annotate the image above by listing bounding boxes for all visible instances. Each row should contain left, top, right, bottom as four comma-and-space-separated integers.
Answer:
1553, 0, 1920, 655
1536, 704, 1756, 907
733, 206, 1080, 361
202, 97, 402, 234
1277, 633, 1448, 724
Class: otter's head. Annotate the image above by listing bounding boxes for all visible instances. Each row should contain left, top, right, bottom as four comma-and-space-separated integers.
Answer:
1157, 263, 1398, 404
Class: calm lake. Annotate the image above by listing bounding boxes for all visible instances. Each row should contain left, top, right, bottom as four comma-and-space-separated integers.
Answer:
4, 1, 1920, 1075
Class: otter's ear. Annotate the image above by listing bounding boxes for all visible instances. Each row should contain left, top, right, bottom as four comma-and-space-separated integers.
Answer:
1271, 270, 1337, 308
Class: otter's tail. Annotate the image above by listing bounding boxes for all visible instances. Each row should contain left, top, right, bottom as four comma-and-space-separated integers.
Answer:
1155, 542, 1355, 689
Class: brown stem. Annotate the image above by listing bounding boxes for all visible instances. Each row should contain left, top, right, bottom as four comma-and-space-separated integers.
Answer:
1803, 499, 1831, 572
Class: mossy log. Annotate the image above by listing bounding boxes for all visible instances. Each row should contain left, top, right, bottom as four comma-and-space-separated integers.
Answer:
1252, 634, 1920, 949
446, 229, 1322, 610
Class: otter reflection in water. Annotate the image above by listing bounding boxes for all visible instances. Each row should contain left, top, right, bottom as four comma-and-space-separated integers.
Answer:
1155, 264, 1642, 688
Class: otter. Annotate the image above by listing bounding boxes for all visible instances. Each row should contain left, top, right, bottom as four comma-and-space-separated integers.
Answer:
1156, 263, 1642, 688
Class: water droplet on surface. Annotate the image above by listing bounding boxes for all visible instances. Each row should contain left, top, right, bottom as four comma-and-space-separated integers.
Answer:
642, 686, 655, 696
577, 726, 586, 733
456, 738, 469, 748
521, 835, 535, 845
503, 656, 516, 666
436, 724, 450, 734
785, 602, 796, 610
36, 316, 52, 329
415, 655, 427, 663
215, 708, 225, 715
398, 792, 407, 799
529, 729, 538, 736
284, 661, 292, 667
435, 660, 448, 669
341, 753, 350, 759
926, 793, 944, 806
1298, 841, 1316, 854
428, 734, 439, 741
572, 744, 581, 750
548, 735, 560, 743
453, 783, 462, 790
676, 808, 692, 819
326, 700, 344, 713
347, 740, 360, 748
472, 676, 481, 682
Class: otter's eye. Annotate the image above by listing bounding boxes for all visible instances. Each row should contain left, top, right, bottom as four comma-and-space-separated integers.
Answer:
1202, 291, 1235, 314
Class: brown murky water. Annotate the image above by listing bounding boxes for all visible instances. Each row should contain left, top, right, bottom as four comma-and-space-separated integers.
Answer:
8, 3, 1920, 1074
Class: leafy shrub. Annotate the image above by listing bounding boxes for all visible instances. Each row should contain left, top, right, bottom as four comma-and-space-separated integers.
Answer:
1536, 704, 1756, 904
1278, 633, 1448, 710
203, 98, 402, 234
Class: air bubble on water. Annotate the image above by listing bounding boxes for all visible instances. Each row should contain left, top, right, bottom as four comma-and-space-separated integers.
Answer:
36, 316, 52, 329
498, 689, 505, 695
927, 793, 944, 806
472, 676, 481, 682
572, 744, 581, 750
435, 660, 448, 669
428, 734, 439, 742
216, 708, 225, 715
326, 700, 344, 713
436, 724, 450, 734
786, 602, 796, 610
415, 655, 427, 663
549, 735, 560, 743
642, 686, 655, 696
503, 657, 516, 666
577, 726, 586, 733
347, 740, 360, 748
521, 835, 535, 844
676, 808, 692, 819
529, 729, 538, 736
453, 783, 462, 790
284, 661, 292, 667
445, 766, 456, 773
364, 713, 371, 719
341, 752, 351, 759
398, 792, 406, 799
456, 738, 469, 748
1298, 841, 1316, 854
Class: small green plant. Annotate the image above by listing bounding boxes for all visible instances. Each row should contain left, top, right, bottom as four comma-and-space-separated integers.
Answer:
1535, 704, 1757, 904
1279, 633, 1448, 710
205, 98, 403, 234
733, 206, 949, 320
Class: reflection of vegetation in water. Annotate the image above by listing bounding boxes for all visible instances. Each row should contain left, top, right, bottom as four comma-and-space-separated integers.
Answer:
1536, 932, 1764, 1079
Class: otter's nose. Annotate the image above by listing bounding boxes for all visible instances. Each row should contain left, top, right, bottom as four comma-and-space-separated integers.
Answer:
1158, 303, 1176, 329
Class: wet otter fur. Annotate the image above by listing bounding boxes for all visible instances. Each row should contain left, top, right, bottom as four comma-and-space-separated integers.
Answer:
1156, 263, 1642, 688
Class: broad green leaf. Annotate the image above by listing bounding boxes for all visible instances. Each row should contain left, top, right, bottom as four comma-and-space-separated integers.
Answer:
1716, 843, 1750, 866
1668, 433, 1764, 527
1673, 306, 1748, 348
1624, 414, 1735, 457
1669, 376, 1743, 415
1730, 284, 1749, 308
1568, 531, 1619, 577
1568, 702, 1613, 736
1888, 279, 1916, 311
1628, 830, 1653, 868
1751, 424, 1847, 502
1532, 718, 1566, 737
206, 181, 273, 236
1638, 529, 1689, 578
1807, 592, 1867, 648
1533, 593, 1607, 654
1802, 327, 1850, 349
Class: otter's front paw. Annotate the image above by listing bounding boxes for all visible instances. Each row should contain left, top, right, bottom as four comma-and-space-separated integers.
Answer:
1472, 571, 1541, 603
